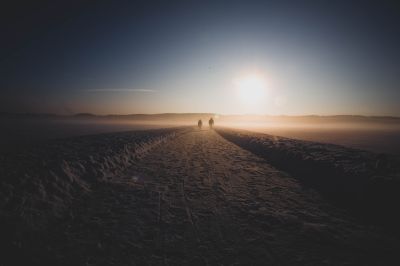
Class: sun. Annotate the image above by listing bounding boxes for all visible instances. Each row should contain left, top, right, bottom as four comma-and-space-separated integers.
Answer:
234, 74, 267, 105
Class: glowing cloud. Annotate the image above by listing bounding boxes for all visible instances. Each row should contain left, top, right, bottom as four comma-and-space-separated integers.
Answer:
85, 88, 156, 93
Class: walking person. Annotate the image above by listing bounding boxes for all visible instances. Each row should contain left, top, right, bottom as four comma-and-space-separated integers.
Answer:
198, 119, 203, 129
208, 117, 214, 129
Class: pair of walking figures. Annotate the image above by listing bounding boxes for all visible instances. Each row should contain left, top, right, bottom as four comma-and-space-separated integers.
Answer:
198, 118, 214, 129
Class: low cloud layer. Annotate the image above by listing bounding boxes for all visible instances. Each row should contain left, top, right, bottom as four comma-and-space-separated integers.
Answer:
85, 88, 156, 93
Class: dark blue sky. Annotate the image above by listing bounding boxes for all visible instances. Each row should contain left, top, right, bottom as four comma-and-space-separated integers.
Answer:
1, 0, 399, 115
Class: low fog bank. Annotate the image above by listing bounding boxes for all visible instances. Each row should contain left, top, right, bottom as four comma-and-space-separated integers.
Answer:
217, 119, 400, 155
2, 113, 400, 154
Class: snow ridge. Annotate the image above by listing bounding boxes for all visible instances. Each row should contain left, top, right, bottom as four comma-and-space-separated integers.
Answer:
217, 127, 400, 230
0, 127, 188, 235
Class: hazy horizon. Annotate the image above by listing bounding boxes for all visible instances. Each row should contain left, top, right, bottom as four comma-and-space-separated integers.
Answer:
3, 111, 400, 155
3, 111, 400, 119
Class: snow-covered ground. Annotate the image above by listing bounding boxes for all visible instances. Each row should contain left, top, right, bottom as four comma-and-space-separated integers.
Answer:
1, 127, 399, 265
0, 127, 188, 264
217, 127, 400, 229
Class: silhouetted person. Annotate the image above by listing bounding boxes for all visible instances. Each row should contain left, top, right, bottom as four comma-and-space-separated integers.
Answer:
209, 117, 214, 129
198, 119, 203, 129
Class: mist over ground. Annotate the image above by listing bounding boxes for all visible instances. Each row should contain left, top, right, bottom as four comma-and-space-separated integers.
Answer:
218, 116, 400, 155
2, 113, 400, 154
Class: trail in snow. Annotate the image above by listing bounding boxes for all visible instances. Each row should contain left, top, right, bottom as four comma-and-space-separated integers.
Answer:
52, 129, 399, 265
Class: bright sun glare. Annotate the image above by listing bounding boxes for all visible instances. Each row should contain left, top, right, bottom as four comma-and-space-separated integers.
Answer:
234, 75, 267, 105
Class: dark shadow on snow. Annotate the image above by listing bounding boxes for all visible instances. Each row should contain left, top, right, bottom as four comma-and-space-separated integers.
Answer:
217, 128, 400, 233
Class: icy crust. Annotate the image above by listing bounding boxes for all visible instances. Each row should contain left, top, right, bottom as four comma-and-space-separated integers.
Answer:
0, 127, 187, 232
217, 128, 400, 229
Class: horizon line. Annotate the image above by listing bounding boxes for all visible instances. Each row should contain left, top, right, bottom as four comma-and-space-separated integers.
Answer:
1, 112, 400, 119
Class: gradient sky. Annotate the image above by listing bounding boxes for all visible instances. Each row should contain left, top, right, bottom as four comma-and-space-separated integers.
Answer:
1, 0, 399, 115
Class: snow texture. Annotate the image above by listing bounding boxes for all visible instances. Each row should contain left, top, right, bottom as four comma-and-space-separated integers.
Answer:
217, 127, 400, 230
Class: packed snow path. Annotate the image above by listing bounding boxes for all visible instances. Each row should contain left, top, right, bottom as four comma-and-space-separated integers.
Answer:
58, 129, 398, 265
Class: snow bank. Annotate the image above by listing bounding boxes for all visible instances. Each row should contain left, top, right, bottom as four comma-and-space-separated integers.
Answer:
217, 127, 400, 230
0, 127, 188, 249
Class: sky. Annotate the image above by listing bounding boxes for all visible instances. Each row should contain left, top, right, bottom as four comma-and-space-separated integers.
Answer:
0, 0, 399, 115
